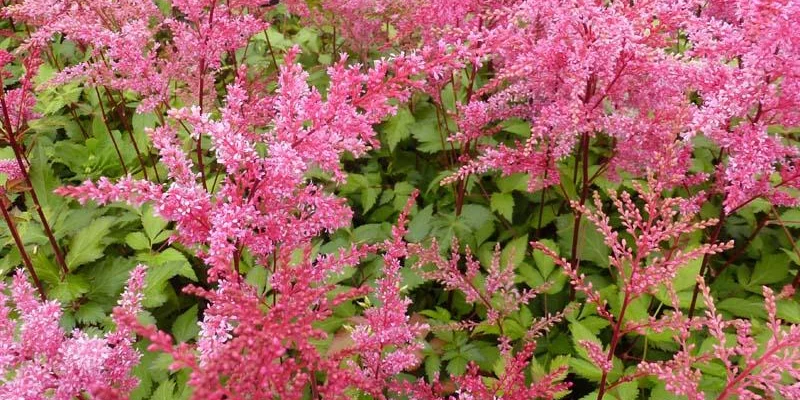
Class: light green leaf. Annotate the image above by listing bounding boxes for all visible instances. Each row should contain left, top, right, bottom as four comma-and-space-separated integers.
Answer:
151, 379, 177, 400
556, 215, 609, 267
172, 305, 200, 343
500, 235, 528, 270
382, 107, 415, 151
749, 253, 790, 286
66, 217, 116, 270
142, 206, 168, 242
533, 239, 558, 278
490, 192, 514, 220
125, 232, 151, 251
779, 209, 800, 228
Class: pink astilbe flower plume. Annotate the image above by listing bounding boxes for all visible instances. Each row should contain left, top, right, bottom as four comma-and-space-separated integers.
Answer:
113, 195, 429, 399
532, 175, 734, 398
58, 48, 422, 280
0, 266, 145, 399
641, 278, 800, 400
349, 190, 428, 397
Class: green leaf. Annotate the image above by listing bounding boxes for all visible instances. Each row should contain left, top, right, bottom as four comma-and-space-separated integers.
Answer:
717, 298, 767, 319
354, 223, 391, 244
500, 118, 531, 137
142, 205, 168, 242
608, 381, 639, 400
496, 173, 529, 193
490, 192, 514, 220
151, 379, 177, 400
66, 217, 116, 270
125, 232, 151, 251
406, 205, 433, 243
410, 103, 448, 154
779, 209, 800, 228
382, 107, 415, 151
749, 253, 790, 287
532, 239, 558, 278
570, 358, 602, 382
172, 305, 200, 343
500, 235, 528, 270
75, 301, 106, 324
425, 354, 441, 382
459, 204, 493, 231
556, 215, 609, 267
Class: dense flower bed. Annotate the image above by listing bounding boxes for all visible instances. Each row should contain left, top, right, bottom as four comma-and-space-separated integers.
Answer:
0, 1, 799, 399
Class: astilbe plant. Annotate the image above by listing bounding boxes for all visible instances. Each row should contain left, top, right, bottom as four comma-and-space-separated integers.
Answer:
57, 47, 423, 281
532, 174, 734, 399
640, 279, 800, 399
0, 266, 145, 399
52, 16, 428, 395
405, 235, 572, 399
109, 192, 425, 399
437, 0, 800, 211
4, 0, 800, 398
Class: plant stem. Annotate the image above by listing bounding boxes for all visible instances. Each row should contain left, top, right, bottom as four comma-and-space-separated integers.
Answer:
597, 291, 631, 400
0, 196, 46, 300
93, 86, 129, 175
0, 90, 70, 277
688, 211, 726, 318
569, 131, 591, 300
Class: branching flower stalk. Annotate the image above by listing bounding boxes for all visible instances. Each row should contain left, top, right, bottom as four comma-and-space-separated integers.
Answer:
0, 54, 69, 276
534, 176, 733, 399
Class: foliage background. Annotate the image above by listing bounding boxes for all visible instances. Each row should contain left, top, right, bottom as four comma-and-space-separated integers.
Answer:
1, 1, 799, 399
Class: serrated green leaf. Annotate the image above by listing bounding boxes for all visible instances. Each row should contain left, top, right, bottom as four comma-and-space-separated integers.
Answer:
66, 217, 116, 270
459, 204, 493, 231
406, 205, 433, 243
500, 235, 528, 270
75, 301, 106, 324
533, 239, 558, 278
151, 379, 177, 400
779, 209, 800, 228
382, 107, 415, 151
172, 305, 200, 343
749, 253, 790, 286
556, 215, 609, 267
142, 206, 168, 242
570, 358, 602, 382
125, 232, 151, 251
490, 192, 514, 220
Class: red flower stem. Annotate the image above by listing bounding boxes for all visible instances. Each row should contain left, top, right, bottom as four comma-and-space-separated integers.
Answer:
0, 196, 46, 300
0, 90, 69, 277
93, 86, 129, 175
688, 210, 726, 318
569, 130, 591, 300
596, 290, 631, 400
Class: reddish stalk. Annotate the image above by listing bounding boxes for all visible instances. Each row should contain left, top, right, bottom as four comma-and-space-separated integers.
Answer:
596, 290, 631, 400
568, 130, 591, 300
0, 89, 69, 276
101, 85, 151, 181
688, 210, 726, 318
0, 195, 46, 300
93, 86, 129, 175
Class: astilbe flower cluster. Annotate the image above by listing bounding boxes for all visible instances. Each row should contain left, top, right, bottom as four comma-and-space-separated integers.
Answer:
0, 266, 145, 399
58, 47, 423, 281
406, 230, 571, 398
411, 238, 544, 327
640, 279, 800, 399
110, 193, 426, 399
7, 0, 800, 398
531, 175, 786, 398
436, 0, 799, 211
5, 0, 269, 112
